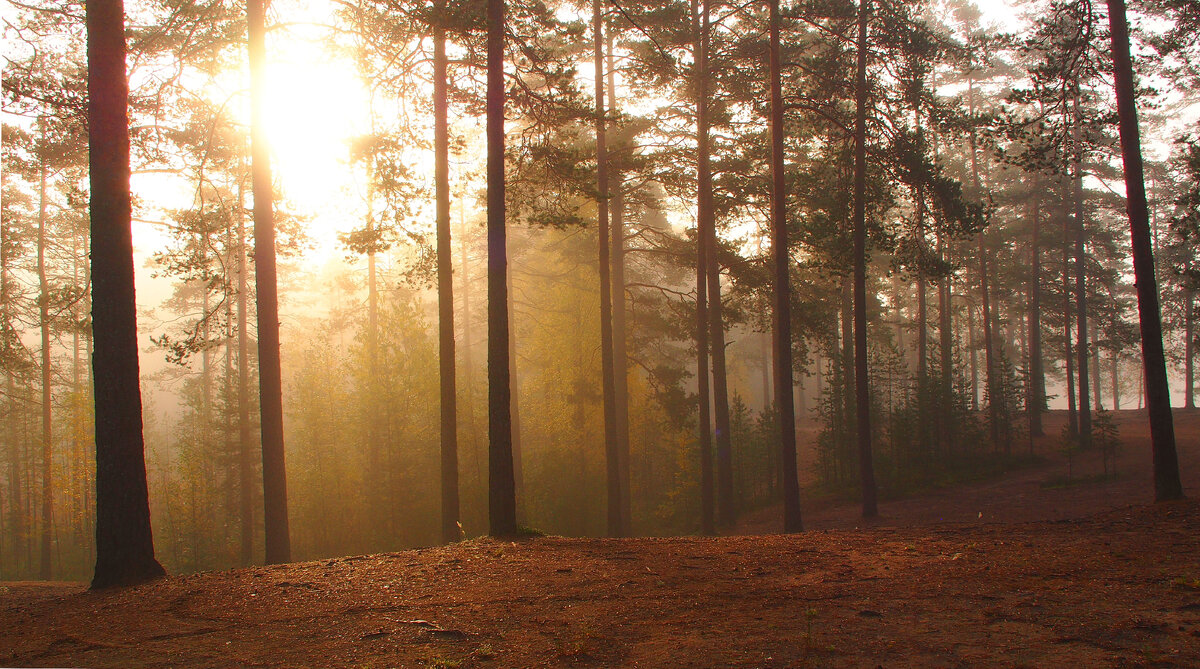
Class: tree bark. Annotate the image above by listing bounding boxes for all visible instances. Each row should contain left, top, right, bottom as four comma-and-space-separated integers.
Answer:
1072, 91, 1091, 448
87, 0, 165, 588
769, 0, 802, 532
1185, 292, 1194, 410
593, 0, 622, 538
694, 0, 735, 528
434, 0, 460, 544
38, 128, 53, 581
487, 0, 517, 535
1105, 0, 1182, 500
236, 163, 253, 566
853, 0, 877, 518
1028, 177, 1045, 436
968, 74, 1000, 452
606, 23, 632, 537
248, 0, 291, 564
1063, 187, 1078, 439
2, 185, 24, 576
691, 0, 714, 535
1112, 351, 1121, 410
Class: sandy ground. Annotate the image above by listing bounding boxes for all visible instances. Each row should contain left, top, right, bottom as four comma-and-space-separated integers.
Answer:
1, 409, 1197, 668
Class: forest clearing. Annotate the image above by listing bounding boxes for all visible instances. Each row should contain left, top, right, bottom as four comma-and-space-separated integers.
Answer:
3, 410, 1198, 668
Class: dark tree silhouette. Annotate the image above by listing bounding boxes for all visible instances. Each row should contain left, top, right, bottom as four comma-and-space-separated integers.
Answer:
88, 0, 165, 589
692, 0, 715, 535
1104, 0, 1182, 501
434, 0, 460, 545
593, 0, 623, 538
488, 0, 517, 537
248, 0, 291, 564
768, 0, 801, 533
853, 0, 878, 519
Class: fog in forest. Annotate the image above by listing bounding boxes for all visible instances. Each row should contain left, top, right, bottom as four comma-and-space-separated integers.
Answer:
1, 0, 1198, 586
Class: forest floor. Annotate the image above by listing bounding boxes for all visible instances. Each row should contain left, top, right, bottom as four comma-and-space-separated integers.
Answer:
2, 409, 1199, 668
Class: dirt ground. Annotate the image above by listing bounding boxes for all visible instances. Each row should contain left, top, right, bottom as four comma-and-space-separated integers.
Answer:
2, 409, 1199, 668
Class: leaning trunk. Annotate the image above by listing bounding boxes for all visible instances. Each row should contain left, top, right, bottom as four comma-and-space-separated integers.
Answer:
1105, 0, 1181, 500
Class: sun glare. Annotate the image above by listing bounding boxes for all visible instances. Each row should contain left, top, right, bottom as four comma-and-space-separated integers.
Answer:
261, 39, 370, 257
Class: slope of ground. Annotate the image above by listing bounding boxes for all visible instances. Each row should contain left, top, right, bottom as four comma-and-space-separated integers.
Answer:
739, 409, 1200, 533
1, 409, 1198, 668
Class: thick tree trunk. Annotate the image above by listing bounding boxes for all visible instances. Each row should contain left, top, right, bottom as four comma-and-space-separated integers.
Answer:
248, 0, 291, 564
87, 0, 165, 588
853, 0, 877, 518
487, 0, 517, 535
434, 1, 460, 544
606, 25, 632, 537
769, 0, 802, 532
593, 0, 622, 538
1105, 0, 1182, 500
692, 0, 714, 535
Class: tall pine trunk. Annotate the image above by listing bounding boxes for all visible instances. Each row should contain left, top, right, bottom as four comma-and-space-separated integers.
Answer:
236, 164, 253, 566
593, 0, 622, 538
853, 0, 877, 518
692, 0, 714, 534
1112, 351, 1121, 410
693, 0, 735, 527
2, 189, 24, 576
1105, 0, 1182, 500
1185, 294, 1194, 410
1072, 91, 1091, 448
768, 0, 802, 532
248, 0, 290, 564
487, 0, 517, 535
38, 129, 53, 580
606, 24, 632, 537
1062, 188, 1078, 439
968, 76, 1001, 452
1028, 177, 1045, 436
87, 0, 165, 588
434, 0, 460, 544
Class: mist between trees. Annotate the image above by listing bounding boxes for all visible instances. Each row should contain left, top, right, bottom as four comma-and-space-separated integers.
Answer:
0, 0, 1196, 581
